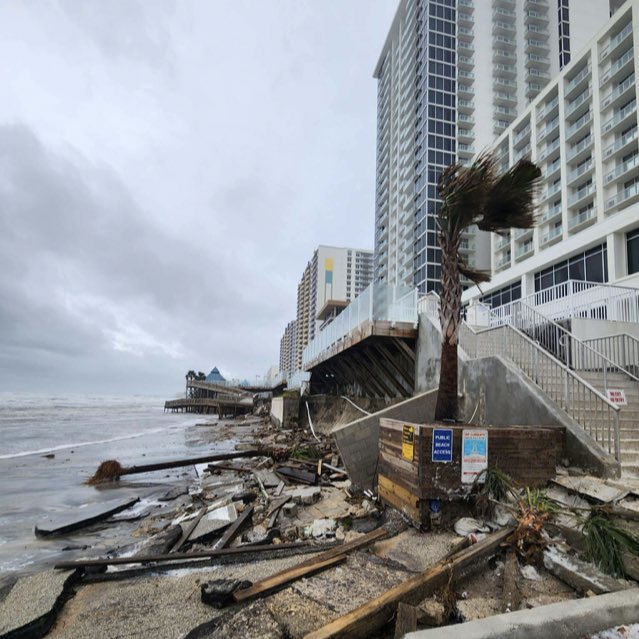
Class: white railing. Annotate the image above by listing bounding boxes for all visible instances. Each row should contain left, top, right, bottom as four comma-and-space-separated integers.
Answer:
459, 321, 621, 460
489, 301, 639, 391
511, 279, 639, 325
583, 334, 639, 378
301, 283, 418, 368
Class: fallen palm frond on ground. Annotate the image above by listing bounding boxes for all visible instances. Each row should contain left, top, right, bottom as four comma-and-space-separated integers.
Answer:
582, 512, 639, 578
473, 466, 519, 520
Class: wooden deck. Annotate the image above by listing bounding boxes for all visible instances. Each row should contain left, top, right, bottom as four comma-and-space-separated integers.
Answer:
164, 397, 253, 416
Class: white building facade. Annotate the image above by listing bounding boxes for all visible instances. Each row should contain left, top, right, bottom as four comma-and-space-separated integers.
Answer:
374, 0, 614, 294
281, 245, 374, 375
463, 0, 639, 310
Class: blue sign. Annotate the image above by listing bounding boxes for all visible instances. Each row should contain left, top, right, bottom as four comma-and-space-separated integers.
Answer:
432, 428, 453, 463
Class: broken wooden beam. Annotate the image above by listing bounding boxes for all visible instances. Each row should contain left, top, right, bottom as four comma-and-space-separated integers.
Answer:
233, 555, 345, 603
305, 527, 513, 639
276, 466, 317, 485
172, 507, 207, 553
35, 497, 140, 537
54, 541, 323, 570
394, 602, 418, 638
213, 506, 254, 550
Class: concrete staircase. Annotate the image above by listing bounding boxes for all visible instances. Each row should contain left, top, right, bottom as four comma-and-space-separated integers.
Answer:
578, 370, 639, 476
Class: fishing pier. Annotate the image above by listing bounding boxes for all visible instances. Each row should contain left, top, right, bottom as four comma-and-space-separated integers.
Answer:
164, 379, 254, 416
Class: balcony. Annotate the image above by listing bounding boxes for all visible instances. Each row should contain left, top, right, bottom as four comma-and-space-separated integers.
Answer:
458, 55, 475, 69
494, 89, 517, 106
527, 83, 544, 100
540, 225, 563, 246
536, 95, 559, 122
606, 181, 639, 211
565, 110, 592, 142
568, 182, 595, 207
568, 207, 597, 232
459, 26, 474, 41
526, 38, 548, 54
544, 158, 561, 181
525, 9, 549, 25
527, 53, 550, 68
458, 143, 475, 155
604, 153, 639, 184
514, 123, 532, 146
567, 159, 594, 185
515, 227, 533, 240
514, 144, 532, 161
458, 12, 474, 27
565, 65, 591, 99
458, 40, 475, 52
515, 242, 534, 260
538, 137, 560, 162
458, 83, 474, 97
601, 74, 635, 111
537, 116, 559, 141
540, 181, 562, 201
493, 62, 517, 78
600, 47, 634, 87
603, 126, 638, 160
459, 69, 474, 80
493, 7, 516, 21
600, 22, 633, 62
493, 21, 515, 37
458, 127, 474, 142
565, 87, 592, 119
494, 35, 516, 51
567, 134, 594, 163
496, 234, 511, 249
496, 253, 512, 270
601, 99, 637, 136
541, 203, 562, 222
458, 113, 475, 124
458, 99, 475, 113
493, 49, 517, 63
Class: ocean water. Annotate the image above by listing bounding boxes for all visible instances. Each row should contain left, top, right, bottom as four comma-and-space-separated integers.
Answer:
0, 393, 229, 579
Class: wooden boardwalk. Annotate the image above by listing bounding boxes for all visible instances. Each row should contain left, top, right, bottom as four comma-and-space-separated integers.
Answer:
166, 379, 254, 416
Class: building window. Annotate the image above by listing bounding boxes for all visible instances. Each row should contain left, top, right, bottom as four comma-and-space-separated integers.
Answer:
628, 228, 639, 275
480, 282, 522, 309
534, 243, 608, 292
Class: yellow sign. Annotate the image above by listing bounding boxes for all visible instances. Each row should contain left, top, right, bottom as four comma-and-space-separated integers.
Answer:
324, 258, 334, 271
402, 424, 415, 461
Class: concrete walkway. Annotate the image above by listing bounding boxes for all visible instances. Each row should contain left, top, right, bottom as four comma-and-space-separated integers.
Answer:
405, 588, 639, 639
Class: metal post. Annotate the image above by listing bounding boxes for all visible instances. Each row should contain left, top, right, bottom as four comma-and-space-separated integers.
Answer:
613, 409, 621, 462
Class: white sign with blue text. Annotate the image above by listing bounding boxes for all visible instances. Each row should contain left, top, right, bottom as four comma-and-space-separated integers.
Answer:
432, 428, 453, 463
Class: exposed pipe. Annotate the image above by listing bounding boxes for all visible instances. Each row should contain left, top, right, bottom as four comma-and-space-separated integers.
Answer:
304, 401, 322, 443
340, 395, 371, 416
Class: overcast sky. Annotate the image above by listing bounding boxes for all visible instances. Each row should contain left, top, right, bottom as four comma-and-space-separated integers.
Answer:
0, 1, 397, 396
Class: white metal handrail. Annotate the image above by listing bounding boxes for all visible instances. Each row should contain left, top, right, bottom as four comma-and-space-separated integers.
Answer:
498, 279, 639, 325
301, 283, 418, 368
583, 333, 639, 378
491, 301, 639, 390
459, 321, 621, 460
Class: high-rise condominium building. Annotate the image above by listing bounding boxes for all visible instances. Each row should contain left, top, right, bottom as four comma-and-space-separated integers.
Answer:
463, 0, 639, 307
374, 0, 613, 294
279, 320, 297, 379
282, 246, 374, 374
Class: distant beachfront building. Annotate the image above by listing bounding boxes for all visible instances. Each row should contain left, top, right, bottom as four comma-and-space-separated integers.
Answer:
205, 367, 225, 383
463, 0, 639, 307
279, 320, 297, 379
279, 245, 374, 375
373, 0, 615, 294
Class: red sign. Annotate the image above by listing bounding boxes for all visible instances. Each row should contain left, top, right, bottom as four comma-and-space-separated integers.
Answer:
606, 389, 627, 406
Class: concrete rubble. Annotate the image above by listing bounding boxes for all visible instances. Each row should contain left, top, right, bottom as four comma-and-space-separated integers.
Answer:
1, 413, 638, 639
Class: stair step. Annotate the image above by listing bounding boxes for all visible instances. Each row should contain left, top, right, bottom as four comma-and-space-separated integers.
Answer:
620, 439, 639, 451
621, 451, 639, 463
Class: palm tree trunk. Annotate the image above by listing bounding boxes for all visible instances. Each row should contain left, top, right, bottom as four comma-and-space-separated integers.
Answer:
434, 238, 461, 421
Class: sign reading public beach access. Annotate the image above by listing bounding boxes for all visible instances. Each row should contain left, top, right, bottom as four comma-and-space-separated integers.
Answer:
461, 429, 488, 484
432, 428, 453, 463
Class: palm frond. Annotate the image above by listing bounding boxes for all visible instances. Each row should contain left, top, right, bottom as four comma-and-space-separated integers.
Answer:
477, 159, 542, 234
459, 264, 491, 285
583, 512, 639, 577
438, 153, 495, 238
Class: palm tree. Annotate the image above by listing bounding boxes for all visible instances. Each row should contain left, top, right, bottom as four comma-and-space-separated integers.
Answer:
434, 153, 542, 422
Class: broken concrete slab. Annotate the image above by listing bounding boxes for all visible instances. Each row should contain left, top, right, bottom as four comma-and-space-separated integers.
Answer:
0, 569, 79, 639
34, 497, 140, 536
287, 487, 321, 506
552, 476, 628, 504
542, 547, 633, 594
405, 588, 639, 639
189, 504, 238, 544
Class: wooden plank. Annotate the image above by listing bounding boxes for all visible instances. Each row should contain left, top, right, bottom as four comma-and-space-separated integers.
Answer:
172, 507, 207, 552
378, 474, 421, 525
214, 506, 254, 550
273, 481, 285, 497
304, 528, 513, 639
394, 603, 418, 638
233, 555, 346, 603
54, 541, 323, 570
35, 497, 140, 537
